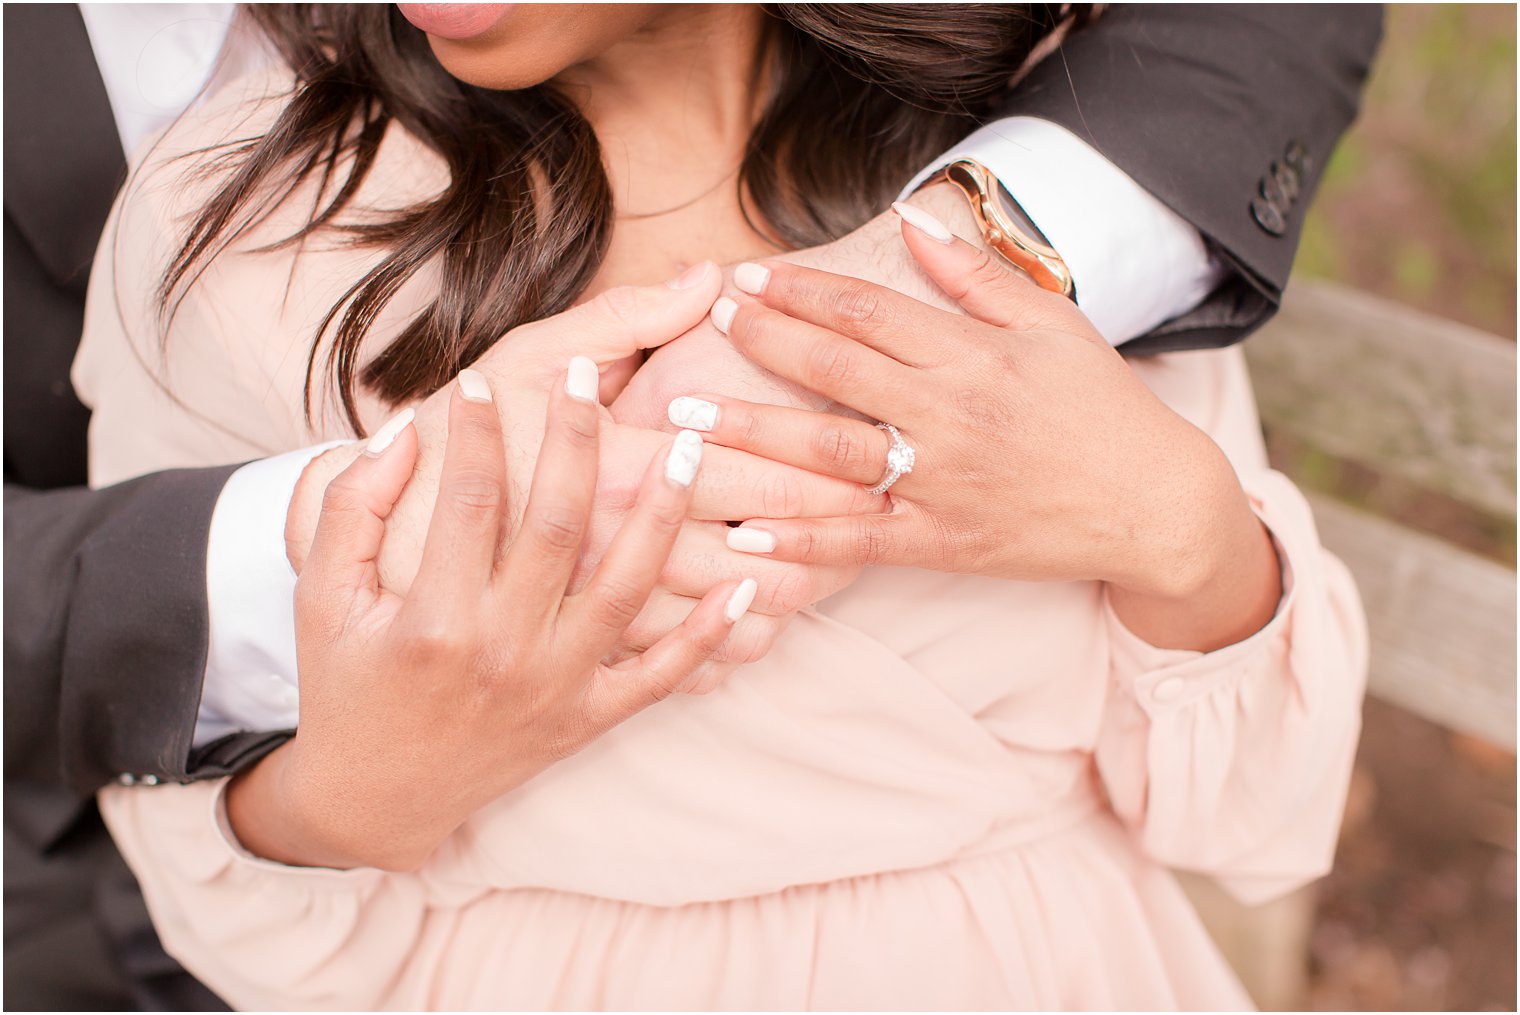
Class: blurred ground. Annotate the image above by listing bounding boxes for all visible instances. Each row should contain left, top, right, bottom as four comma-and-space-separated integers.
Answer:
1305, 701, 1517, 1011
1284, 6, 1516, 1011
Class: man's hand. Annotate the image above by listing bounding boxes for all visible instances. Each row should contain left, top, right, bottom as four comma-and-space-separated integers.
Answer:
609, 182, 981, 433
592, 184, 983, 682
231, 369, 753, 872
285, 269, 880, 673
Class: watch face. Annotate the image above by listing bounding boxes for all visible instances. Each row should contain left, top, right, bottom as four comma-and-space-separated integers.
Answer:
992, 180, 1053, 248
944, 159, 1072, 298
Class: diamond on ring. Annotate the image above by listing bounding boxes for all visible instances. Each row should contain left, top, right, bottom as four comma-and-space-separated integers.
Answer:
866, 423, 915, 496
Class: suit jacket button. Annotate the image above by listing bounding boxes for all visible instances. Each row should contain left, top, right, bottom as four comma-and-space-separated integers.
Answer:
1252, 196, 1287, 236
117, 773, 137, 786
1284, 139, 1309, 171
1271, 159, 1301, 202
1260, 174, 1287, 207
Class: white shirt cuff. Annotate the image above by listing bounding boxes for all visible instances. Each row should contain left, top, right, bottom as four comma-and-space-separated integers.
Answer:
900, 116, 1228, 345
195, 441, 348, 747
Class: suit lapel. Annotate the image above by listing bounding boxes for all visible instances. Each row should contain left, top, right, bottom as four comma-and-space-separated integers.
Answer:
3, 3, 127, 294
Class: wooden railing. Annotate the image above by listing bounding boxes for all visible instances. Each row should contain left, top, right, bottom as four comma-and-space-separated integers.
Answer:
1246, 278, 1516, 749
1183, 277, 1516, 1009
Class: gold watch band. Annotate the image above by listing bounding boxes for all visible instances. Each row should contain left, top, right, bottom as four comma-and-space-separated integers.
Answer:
936, 158, 1075, 300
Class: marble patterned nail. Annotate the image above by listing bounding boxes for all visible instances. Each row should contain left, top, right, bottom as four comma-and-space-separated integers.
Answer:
668, 396, 718, 432
665, 429, 704, 487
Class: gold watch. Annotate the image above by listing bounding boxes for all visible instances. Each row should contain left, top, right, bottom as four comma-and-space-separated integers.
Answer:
935, 158, 1075, 300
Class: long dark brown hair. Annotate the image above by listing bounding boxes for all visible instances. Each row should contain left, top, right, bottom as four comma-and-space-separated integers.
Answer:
160, 4, 1087, 432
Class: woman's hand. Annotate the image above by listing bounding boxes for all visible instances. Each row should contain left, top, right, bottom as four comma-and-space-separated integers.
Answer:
599, 192, 981, 667
228, 367, 755, 873
685, 207, 1282, 652
284, 271, 876, 680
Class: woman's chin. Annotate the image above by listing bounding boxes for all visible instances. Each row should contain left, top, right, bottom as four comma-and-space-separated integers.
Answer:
422, 45, 553, 92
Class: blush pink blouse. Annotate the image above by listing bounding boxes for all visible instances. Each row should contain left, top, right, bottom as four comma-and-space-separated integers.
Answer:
76, 67, 1368, 1011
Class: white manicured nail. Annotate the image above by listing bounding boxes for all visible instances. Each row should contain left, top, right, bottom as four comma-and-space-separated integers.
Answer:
365, 407, 415, 457
668, 396, 718, 432
710, 296, 738, 334
565, 355, 600, 403
726, 528, 775, 554
724, 578, 759, 622
733, 262, 770, 295
665, 429, 704, 487
891, 201, 954, 243
456, 368, 492, 404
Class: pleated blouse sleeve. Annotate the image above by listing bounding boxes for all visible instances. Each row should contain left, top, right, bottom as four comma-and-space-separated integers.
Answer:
98, 778, 440, 1011
1093, 346, 1370, 905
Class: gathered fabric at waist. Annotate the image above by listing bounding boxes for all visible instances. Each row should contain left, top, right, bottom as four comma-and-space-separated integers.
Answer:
954, 790, 1105, 867
102, 777, 1251, 1011
421, 766, 1108, 909
409, 800, 1249, 1012
413, 604, 1112, 908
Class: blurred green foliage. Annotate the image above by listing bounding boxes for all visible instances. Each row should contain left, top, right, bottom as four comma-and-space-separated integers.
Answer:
1298, 4, 1517, 337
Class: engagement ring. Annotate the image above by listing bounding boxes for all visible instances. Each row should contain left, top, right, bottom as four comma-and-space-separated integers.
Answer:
866, 423, 915, 495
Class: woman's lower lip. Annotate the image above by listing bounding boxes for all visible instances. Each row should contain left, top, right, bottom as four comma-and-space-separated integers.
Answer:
396, 3, 513, 41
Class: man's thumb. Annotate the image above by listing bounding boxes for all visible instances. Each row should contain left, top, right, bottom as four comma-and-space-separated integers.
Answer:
565, 261, 722, 363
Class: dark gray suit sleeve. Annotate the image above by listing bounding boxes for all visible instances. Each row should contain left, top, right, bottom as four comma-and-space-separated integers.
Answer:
1000, 4, 1384, 352
4, 469, 292, 811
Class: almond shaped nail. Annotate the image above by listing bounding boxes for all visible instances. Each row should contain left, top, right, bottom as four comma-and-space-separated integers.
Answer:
457, 368, 492, 404
365, 407, 415, 457
726, 528, 776, 554
891, 201, 954, 243
725, 577, 759, 622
